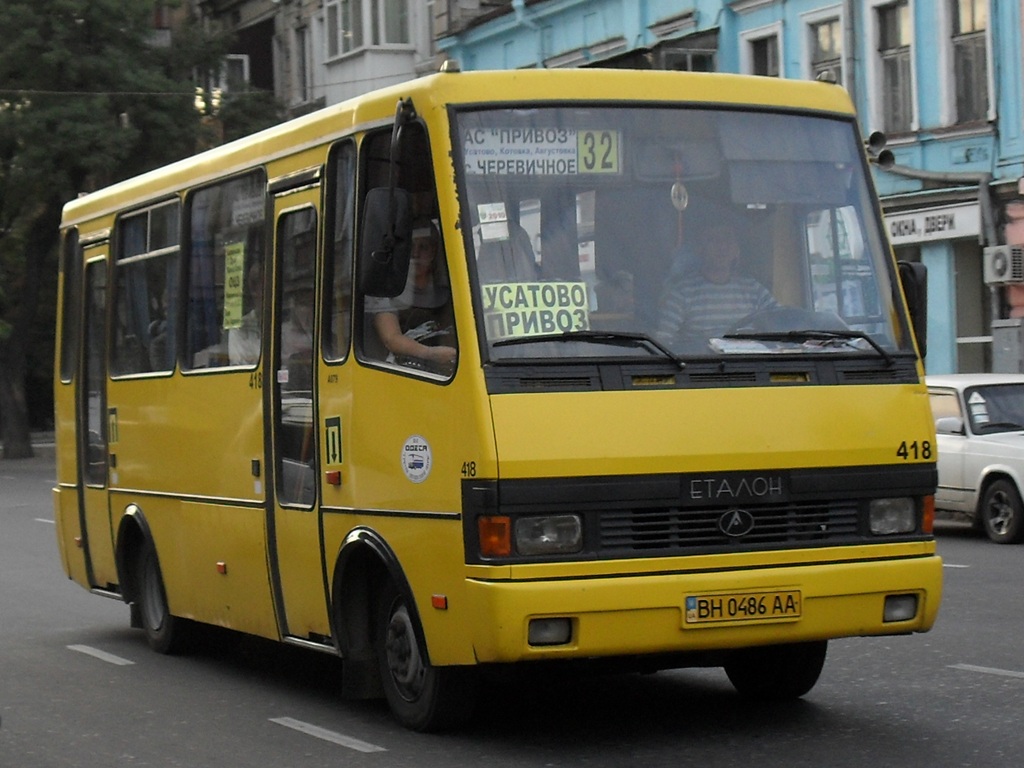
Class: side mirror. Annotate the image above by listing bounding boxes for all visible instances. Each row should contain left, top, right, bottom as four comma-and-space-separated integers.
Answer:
898, 260, 928, 359
935, 416, 965, 436
359, 187, 411, 297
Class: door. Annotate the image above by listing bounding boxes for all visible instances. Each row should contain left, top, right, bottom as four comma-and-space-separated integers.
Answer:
78, 256, 118, 587
267, 191, 328, 640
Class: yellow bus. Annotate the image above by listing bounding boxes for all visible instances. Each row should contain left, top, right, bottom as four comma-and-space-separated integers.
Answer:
54, 67, 942, 731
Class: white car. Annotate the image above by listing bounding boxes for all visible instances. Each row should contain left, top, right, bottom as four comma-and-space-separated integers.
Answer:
927, 373, 1024, 543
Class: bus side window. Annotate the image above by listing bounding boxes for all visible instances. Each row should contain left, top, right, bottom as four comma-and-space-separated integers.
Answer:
356, 125, 457, 378
323, 140, 356, 361
276, 208, 317, 506
184, 171, 267, 370
111, 201, 180, 376
59, 228, 83, 383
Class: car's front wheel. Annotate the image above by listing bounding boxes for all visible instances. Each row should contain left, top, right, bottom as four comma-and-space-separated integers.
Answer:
979, 478, 1024, 544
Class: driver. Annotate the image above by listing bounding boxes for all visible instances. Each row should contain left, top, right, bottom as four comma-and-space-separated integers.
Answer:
366, 219, 457, 370
656, 220, 776, 349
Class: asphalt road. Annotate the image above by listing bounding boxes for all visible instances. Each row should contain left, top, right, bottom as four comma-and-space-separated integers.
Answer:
2, 454, 1023, 767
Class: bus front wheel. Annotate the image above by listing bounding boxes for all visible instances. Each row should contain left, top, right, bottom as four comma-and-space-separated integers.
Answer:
136, 541, 194, 655
373, 582, 477, 731
724, 640, 827, 700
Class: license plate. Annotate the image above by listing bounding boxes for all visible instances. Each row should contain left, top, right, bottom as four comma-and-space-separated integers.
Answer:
684, 590, 802, 626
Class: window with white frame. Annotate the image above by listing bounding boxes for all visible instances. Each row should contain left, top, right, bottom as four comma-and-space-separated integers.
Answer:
662, 48, 716, 72
878, 2, 912, 133
326, 0, 363, 57
372, 0, 409, 45
294, 26, 310, 104
951, 0, 988, 123
326, 1, 338, 58
740, 23, 783, 78
326, 0, 408, 57
809, 17, 842, 82
751, 35, 780, 77
659, 30, 718, 73
216, 54, 250, 92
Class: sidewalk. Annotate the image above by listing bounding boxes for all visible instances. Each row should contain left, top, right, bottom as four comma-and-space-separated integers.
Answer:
1, 431, 55, 461
32, 431, 55, 459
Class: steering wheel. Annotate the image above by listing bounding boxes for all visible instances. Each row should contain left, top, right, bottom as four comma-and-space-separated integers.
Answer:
729, 306, 849, 334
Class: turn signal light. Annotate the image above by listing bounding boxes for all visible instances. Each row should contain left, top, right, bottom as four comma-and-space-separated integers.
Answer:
922, 495, 935, 534
478, 515, 511, 557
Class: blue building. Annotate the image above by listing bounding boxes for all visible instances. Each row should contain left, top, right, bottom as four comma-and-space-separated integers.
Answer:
438, 0, 1024, 374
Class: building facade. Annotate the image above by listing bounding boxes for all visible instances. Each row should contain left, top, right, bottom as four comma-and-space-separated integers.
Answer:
191, 0, 440, 116
437, 0, 1024, 375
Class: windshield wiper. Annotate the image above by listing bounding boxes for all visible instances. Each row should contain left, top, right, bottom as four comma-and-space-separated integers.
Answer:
723, 329, 894, 367
493, 330, 685, 370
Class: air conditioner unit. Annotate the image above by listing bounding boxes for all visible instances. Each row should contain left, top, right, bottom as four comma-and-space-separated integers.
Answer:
983, 245, 1024, 285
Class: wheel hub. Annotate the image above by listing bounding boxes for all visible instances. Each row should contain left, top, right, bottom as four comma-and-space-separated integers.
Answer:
988, 492, 1013, 535
141, 555, 166, 631
385, 604, 426, 700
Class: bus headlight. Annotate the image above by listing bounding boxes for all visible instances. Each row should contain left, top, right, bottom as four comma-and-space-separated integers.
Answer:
514, 515, 583, 556
869, 497, 917, 535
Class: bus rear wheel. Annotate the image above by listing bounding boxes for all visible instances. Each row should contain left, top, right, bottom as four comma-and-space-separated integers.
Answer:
374, 582, 477, 731
724, 640, 827, 700
136, 541, 194, 655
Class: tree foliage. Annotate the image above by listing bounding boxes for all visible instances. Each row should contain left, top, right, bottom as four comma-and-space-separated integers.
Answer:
0, 0, 284, 458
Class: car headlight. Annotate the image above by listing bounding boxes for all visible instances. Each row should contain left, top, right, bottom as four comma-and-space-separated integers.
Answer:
514, 515, 583, 555
869, 497, 917, 535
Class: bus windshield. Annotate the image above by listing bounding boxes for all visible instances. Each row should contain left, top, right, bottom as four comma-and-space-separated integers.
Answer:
455, 106, 909, 363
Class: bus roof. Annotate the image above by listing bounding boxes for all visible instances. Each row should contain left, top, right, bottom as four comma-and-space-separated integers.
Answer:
60, 68, 856, 229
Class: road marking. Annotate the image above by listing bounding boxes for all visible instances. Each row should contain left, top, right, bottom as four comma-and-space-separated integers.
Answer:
68, 644, 135, 666
943, 563, 970, 569
270, 717, 387, 752
950, 663, 1024, 680
35, 518, 55, 524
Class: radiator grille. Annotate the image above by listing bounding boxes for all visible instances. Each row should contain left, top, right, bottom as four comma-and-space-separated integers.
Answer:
599, 502, 861, 553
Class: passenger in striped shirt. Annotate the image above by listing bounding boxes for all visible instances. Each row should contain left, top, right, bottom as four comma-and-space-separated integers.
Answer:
656, 221, 776, 352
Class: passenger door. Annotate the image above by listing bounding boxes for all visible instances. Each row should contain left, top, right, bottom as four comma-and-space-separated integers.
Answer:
267, 189, 329, 640
78, 256, 118, 588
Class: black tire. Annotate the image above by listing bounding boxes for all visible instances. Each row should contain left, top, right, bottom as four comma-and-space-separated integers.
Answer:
979, 479, 1024, 544
724, 640, 827, 700
136, 541, 195, 654
374, 582, 477, 731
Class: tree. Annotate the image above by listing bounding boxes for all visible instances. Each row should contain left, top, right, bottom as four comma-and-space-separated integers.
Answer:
0, 1, 283, 459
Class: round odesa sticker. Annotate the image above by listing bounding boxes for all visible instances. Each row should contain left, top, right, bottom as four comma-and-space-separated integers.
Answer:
401, 435, 432, 483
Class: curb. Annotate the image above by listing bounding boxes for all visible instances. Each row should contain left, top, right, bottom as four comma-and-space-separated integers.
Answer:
2, 433, 56, 461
